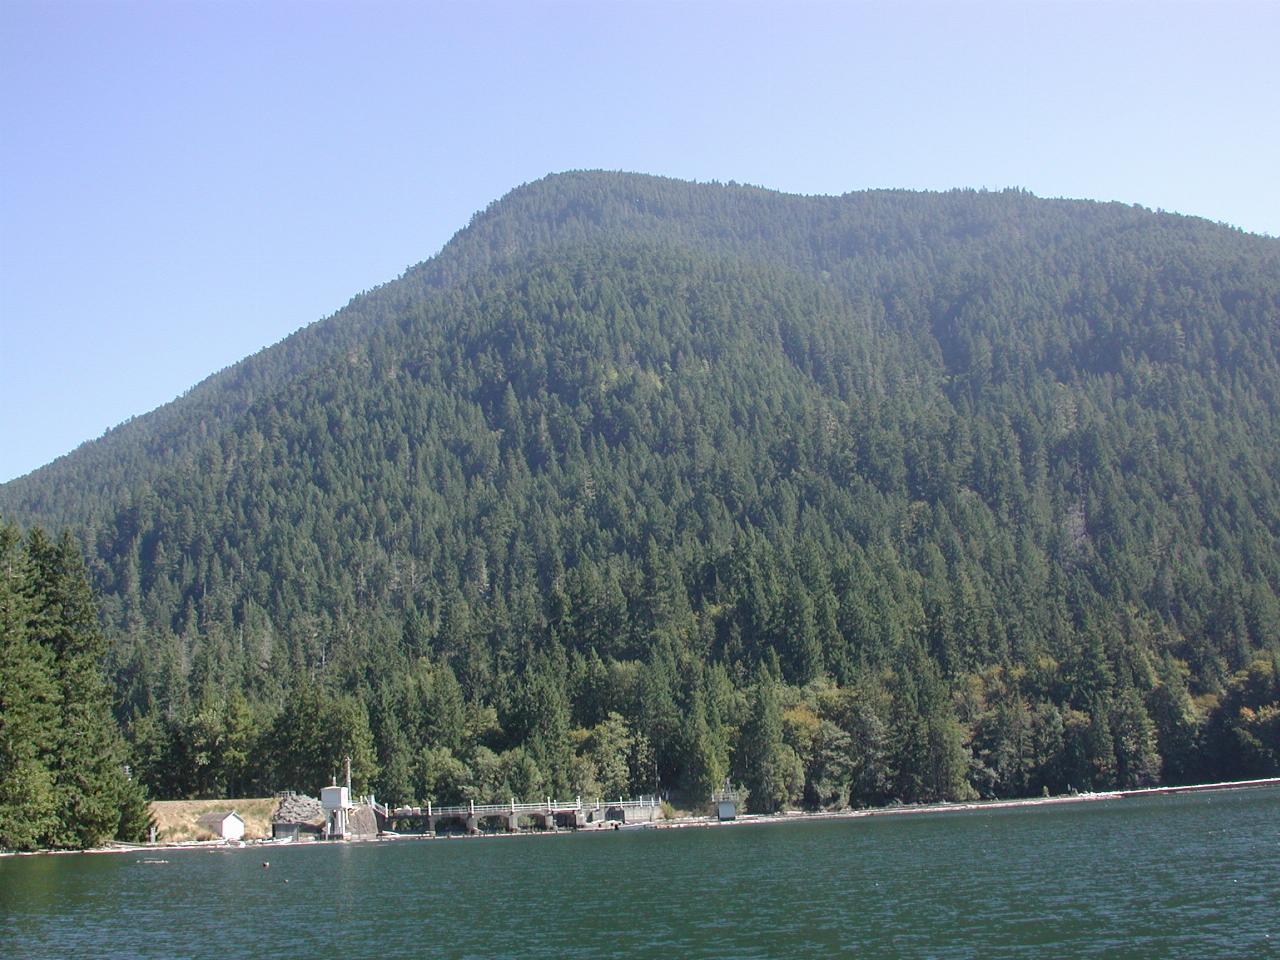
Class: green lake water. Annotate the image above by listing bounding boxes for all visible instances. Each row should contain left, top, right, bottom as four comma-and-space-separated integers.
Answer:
3, 786, 1277, 959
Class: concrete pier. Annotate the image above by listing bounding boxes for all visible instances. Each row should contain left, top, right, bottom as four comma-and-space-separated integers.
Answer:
380, 796, 659, 835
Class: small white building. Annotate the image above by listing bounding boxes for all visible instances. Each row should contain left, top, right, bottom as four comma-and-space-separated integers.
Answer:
321, 785, 352, 838
196, 810, 246, 841
320, 785, 350, 810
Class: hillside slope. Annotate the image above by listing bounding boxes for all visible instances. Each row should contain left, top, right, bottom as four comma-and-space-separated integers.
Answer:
3, 172, 1279, 807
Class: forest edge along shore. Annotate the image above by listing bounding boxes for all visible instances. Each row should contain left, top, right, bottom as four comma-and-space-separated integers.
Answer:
6, 777, 1277, 858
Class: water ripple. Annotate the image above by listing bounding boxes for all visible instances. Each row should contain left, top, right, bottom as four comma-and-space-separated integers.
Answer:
2, 787, 1277, 959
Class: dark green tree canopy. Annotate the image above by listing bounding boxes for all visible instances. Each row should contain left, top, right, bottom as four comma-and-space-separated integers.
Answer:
2, 172, 1278, 810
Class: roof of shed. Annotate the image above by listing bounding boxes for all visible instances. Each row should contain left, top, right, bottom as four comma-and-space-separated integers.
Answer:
195, 810, 243, 829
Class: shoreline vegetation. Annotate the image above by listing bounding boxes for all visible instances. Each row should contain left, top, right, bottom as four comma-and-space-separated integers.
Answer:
5, 777, 1276, 859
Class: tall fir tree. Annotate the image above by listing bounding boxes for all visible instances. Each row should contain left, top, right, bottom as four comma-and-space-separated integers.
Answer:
26, 530, 150, 847
0, 523, 59, 849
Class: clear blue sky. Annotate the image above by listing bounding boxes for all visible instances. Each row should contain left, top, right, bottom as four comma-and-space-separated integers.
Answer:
2, 0, 1277, 484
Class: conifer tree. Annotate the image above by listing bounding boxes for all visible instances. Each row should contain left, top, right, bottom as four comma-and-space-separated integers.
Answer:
12, 528, 150, 848
1111, 686, 1161, 788
0, 523, 58, 850
737, 674, 798, 813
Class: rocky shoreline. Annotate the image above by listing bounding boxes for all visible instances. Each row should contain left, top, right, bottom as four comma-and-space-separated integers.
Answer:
6, 777, 1277, 859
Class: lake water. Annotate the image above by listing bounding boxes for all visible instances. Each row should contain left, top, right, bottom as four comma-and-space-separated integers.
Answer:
2, 787, 1277, 959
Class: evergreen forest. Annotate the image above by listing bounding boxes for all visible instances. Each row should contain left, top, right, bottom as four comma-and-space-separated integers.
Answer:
0, 524, 150, 850
2, 172, 1279, 835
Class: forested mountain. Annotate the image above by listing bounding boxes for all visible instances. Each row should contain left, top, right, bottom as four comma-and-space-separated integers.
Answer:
3, 172, 1279, 814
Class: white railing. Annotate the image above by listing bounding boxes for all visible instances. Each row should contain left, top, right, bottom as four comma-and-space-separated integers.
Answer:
390, 797, 584, 818
591, 795, 660, 810
386, 795, 660, 818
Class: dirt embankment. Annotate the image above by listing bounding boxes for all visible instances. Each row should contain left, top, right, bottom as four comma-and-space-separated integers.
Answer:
149, 797, 278, 841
